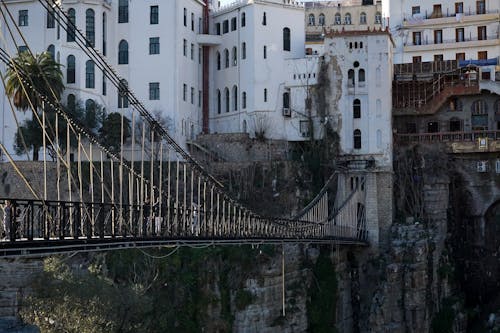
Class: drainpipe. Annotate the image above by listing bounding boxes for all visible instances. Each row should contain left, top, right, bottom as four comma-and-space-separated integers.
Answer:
202, 1, 210, 133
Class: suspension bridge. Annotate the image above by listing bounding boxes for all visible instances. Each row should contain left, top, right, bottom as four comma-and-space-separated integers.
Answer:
0, 0, 368, 257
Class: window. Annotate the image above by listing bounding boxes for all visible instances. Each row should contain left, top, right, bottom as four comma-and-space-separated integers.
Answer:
216, 52, 221, 70
427, 121, 439, 133
242, 92, 247, 109
86, 9, 95, 46
85, 100, 95, 119
242, 42, 246, 59
191, 43, 194, 60
353, 99, 361, 118
102, 13, 107, 56
412, 6, 420, 15
47, 8, 55, 28
18, 10, 28, 26
348, 69, 355, 86
478, 51, 488, 60
375, 12, 381, 24
450, 118, 462, 132
476, 0, 485, 14
319, 13, 325, 25
191, 13, 194, 31
217, 90, 221, 114
360, 12, 366, 24
433, 54, 443, 62
198, 90, 201, 107
345, 13, 351, 24
353, 130, 361, 149
413, 56, 422, 63
85, 60, 95, 89
150, 6, 159, 24
199, 47, 202, 64
224, 49, 229, 68
47, 45, 55, 60
449, 97, 463, 111
183, 39, 187, 56
147, 82, 159, 100
231, 17, 237, 31
283, 92, 290, 110
241, 13, 246, 27
216, 23, 221, 35
191, 87, 194, 104
334, 13, 341, 25
478, 26, 486, 40
233, 86, 238, 111
456, 28, 464, 42
183, 8, 187, 26
432, 4, 442, 18
308, 13, 315, 26
102, 71, 106, 95
455, 2, 464, 14
358, 69, 365, 84
225, 88, 230, 112
118, 80, 129, 108
434, 30, 443, 44
67, 55, 75, 83
232, 47, 237, 66
262, 12, 266, 25
149, 37, 160, 55
118, 40, 128, 64
264, 88, 267, 102
67, 8, 76, 42
283, 27, 291, 51
263, 45, 267, 59
118, 0, 128, 23
456, 53, 465, 61
413, 31, 422, 45
183, 84, 187, 101
223, 20, 229, 33
67, 94, 76, 112
472, 99, 487, 114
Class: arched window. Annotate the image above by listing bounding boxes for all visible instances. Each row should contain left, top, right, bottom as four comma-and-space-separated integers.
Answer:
471, 99, 488, 130
118, 40, 128, 64
360, 12, 367, 24
225, 88, 230, 113
263, 45, 267, 59
102, 13, 107, 56
471, 99, 487, 114
217, 89, 221, 114
283, 27, 291, 51
67, 8, 76, 42
118, 0, 128, 23
353, 99, 361, 118
232, 46, 237, 66
85, 99, 97, 128
224, 49, 229, 68
335, 13, 341, 25
233, 85, 238, 111
375, 12, 382, 24
67, 94, 76, 112
262, 12, 266, 25
85, 99, 95, 112
216, 51, 221, 70
118, 79, 129, 108
85, 60, 95, 88
241, 12, 246, 27
67, 55, 75, 83
318, 13, 325, 26
242, 42, 246, 59
353, 129, 361, 149
242, 91, 247, 109
345, 13, 352, 25
86, 9, 95, 46
359, 69, 366, 85
308, 13, 315, 26
47, 44, 55, 60
348, 69, 355, 86
283, 92, 290, 110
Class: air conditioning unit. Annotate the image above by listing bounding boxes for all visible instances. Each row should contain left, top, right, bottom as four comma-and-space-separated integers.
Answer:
477, 161, 488, 173
282, 108, 291, 117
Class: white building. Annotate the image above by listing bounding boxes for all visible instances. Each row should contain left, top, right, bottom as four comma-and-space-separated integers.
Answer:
389, 0, 500, 64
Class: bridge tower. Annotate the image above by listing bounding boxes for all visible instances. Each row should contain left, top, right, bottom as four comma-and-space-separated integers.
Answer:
324, 28, 394, 250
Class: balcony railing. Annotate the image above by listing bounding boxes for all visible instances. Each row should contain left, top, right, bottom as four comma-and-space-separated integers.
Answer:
403, 9, 499, 23
406, 34, 499, 47
396, 130, 500, 144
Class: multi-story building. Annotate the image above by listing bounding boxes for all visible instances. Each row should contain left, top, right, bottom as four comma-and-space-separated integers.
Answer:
389, 0, 500, 64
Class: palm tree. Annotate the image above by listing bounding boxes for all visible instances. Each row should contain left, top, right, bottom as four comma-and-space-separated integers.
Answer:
5, 51, 64, 160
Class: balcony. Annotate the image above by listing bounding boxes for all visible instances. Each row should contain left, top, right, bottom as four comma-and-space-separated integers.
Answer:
396, 130, 500, 153
404, 34, 500, 52
402, 10, 499, 28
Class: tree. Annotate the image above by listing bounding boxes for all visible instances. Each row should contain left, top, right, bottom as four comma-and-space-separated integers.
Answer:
5, 51, 64, 160
99, 112, 131, 153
